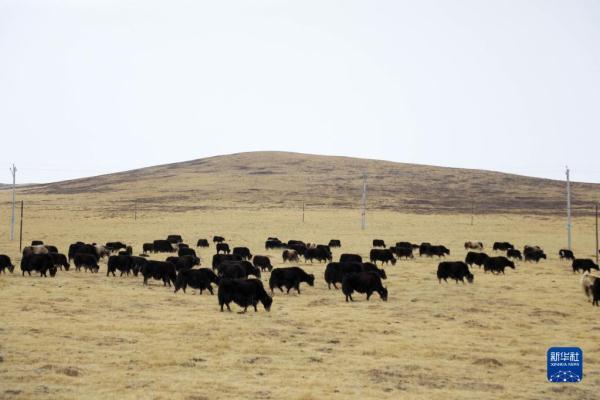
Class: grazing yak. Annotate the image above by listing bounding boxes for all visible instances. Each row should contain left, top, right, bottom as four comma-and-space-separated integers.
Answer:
167, 235, 183, 244
178, 247, 197, 258
212, 254, 242, 270
580, 272, 600, 304
68, 242, 86, 260
20, 254, 57, 277
233, 247, 252, 260
342, 272, 388, 302
493, 242, 514, 251
143, 243, 154, 253
427, 245, 450, 257
419, 242, 432, 254
217, 261, 261, 279
74, 253, 100, 273
559, 249, 575, 261
218, 278, 273, 312
0, 254, 15, 273
370, 249, 396, 265
464, 241, 483, 251
140, 260, 177, 286
372, 239, 386, 248
328, 239, 341, 248
252, 255, 273, 272
126, 256, 148, 276
340, 253, 362, 263
572, 259, 599, 274
325, 262, 362, 289
213, 236, 225, 243
107, 255, 134, 276
304, 247, 332, 263
483, 256, 515, 274
420, 245, 450, 258
524, 251, 546, 263
524, 246, 546, 263
391, 246, 414, 259
196, 239, 210, 248
282, 249, 299, 263
287, 243, 307, 256
65, 243, 109, 259
465, 251, 489, 268
265, 239, 285, 250
437, 261, 473, 283
153, 239, 177, 253
166, 255, 200, 271
269, 267, 315, 294
507, 249, 523, 260
49, 253, 70, 271
106, 242, 127, 252
174, 268, 220, 295
69, 242, 97, 260
216, 243, 231, 254
325, 262, 386, 290
317, 244, 332, 256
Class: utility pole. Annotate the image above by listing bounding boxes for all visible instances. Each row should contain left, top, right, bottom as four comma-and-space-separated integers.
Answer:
302, 201, 305, 223
134, 201, 137, 220
566, 166, 572, 251
595, 202, 598, 266
9, 164, 16, 241
360, 173, 367, 230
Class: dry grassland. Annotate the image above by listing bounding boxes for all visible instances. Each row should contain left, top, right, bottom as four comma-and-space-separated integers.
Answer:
1, 207, 599, 400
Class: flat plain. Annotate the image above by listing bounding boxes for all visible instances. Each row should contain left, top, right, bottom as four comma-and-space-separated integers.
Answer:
1, 152, 599, 399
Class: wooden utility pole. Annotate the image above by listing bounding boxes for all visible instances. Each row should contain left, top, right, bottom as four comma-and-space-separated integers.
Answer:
134, 201, 137, 220
19, 200, 23, 252
566, 166, 572, 250
9, 164, 16, 240
596, 202, 599, 265
302, 202, 305, 223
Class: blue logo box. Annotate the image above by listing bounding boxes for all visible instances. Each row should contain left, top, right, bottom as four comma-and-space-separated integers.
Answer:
547, 347, 583, 383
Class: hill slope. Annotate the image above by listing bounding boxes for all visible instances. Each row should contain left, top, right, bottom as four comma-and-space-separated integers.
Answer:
9, 152, 600, 215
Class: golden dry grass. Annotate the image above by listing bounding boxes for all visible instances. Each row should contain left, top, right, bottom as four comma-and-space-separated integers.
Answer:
1, 207, 600, 400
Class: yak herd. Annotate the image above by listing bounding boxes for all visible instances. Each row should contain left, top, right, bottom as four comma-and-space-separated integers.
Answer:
1, 236, 600, 312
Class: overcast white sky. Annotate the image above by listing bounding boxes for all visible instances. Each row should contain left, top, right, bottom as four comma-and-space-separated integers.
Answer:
1, 0, 599, 184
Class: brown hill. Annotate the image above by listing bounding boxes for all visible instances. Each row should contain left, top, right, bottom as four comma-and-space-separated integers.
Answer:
7, 151, 600, 215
